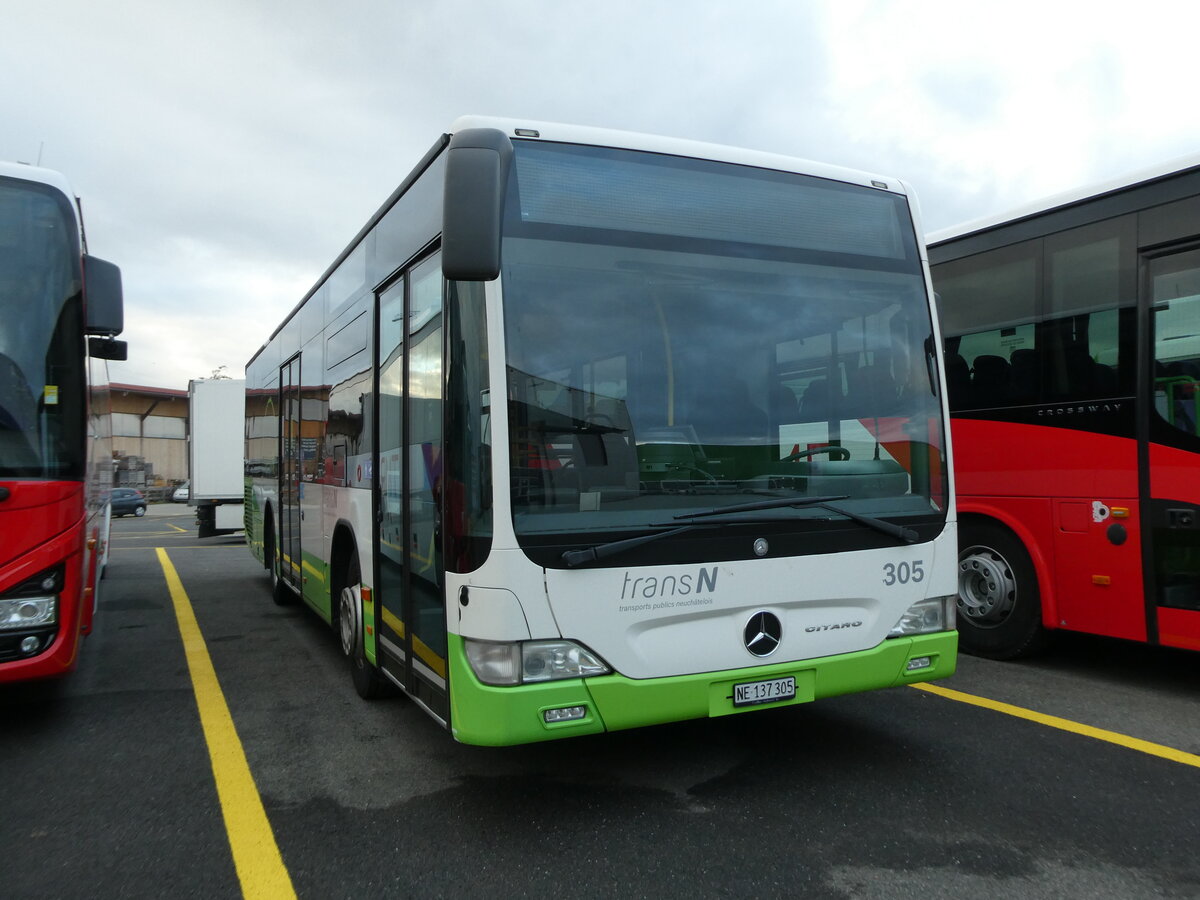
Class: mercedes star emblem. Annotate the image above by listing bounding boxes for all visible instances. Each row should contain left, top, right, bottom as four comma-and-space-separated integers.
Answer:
743, 610, 783, 657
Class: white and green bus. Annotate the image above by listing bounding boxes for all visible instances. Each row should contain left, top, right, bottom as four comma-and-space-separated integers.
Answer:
244, 117, 958, 746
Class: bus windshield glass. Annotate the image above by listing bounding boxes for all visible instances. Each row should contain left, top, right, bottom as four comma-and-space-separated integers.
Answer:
0, 178, 84, 479
501, 141, 946, 552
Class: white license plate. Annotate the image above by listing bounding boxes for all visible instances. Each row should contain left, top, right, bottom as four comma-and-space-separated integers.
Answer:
732, 675, 796, 707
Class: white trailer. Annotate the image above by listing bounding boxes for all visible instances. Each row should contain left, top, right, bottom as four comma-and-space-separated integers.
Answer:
187, 378, 246, 538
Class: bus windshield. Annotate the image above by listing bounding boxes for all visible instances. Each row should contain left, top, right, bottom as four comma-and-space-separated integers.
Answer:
501, 142, 946, 554
0, 178, 85, 479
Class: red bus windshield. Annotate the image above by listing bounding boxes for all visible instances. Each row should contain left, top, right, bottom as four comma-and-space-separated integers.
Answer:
0, 177, 85, 480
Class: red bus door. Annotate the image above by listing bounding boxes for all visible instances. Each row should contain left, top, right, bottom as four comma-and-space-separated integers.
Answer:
1144, 247, 1200, 649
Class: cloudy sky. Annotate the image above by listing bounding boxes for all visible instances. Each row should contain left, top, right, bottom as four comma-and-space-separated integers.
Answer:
6, 0, 1200, 389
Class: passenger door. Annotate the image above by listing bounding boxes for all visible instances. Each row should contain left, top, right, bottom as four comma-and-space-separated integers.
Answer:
375, 253, 449, 721
1143, 248, 1200, 623
278, 355, 303, 595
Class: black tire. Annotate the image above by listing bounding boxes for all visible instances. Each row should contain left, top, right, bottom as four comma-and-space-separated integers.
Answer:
338, 554, 390, 699
134, 505, 146, 517
956, 520, 1049, 659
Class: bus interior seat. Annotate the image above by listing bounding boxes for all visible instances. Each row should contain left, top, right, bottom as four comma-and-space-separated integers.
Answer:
944, 353, 970, 405
572, 429, 640, 498
1008, 348, 1038, 403
848, 363, 900, 417
1062, 345, 1096, 396
1093, 361, 1118, 395
769, 384, 799, 428
686, 379, 767, 442
971, 354, 1011, 407
798, 378, 833, 421
1059, 344, 1119, 398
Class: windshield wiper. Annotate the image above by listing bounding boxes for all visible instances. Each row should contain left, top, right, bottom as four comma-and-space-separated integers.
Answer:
673, 495, 920, 544
561, 525, 699, 567
560, 514, 805, 568
560, 495, 920, 567
674, 495, 851, 517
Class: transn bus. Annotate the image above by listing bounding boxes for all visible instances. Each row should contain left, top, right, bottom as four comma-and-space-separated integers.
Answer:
244, 117, 958, 745
929, 155, 1200, 658
0, 161, 125, 683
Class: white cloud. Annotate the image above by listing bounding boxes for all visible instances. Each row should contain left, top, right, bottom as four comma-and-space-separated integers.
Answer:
7, 0, 1200, 387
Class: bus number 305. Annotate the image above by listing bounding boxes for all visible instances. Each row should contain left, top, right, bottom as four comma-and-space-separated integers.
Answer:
883, 561, 925, 586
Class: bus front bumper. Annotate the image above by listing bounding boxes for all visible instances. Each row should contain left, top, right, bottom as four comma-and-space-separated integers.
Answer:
448, 630, 958, 747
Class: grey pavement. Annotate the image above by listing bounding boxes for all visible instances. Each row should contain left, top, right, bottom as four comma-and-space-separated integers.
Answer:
143, 501, 194, 517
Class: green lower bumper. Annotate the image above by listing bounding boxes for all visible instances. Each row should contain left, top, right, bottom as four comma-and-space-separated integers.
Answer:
448, 630, 958, 747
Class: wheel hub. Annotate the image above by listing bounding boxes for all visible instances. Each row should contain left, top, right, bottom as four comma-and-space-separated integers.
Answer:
958, 546, 1017, 624
338, 586, 357, 657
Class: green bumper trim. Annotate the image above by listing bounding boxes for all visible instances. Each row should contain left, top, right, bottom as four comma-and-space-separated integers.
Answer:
448, 631, 957, 747
588, 630, 957, 731
449, 634, 607, 746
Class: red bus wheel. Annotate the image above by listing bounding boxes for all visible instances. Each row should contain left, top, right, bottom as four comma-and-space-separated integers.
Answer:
956, 522, 1049, 659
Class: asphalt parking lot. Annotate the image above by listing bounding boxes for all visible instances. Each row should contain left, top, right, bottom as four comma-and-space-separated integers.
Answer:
3, 505, 1199, 899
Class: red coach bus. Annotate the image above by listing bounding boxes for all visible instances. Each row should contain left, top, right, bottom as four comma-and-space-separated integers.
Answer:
0, 161, 125, 683
929, 155, 1200, 658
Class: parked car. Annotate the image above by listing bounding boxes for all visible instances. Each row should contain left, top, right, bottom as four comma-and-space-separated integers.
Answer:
172, 481, 190, 503
111, 487, 147, 518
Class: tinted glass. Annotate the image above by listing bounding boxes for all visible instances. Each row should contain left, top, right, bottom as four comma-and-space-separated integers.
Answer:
1151, 249, 1200, 439
0, 178, 84, 478
935, 217, 1134, 411
501, 142, 946, 558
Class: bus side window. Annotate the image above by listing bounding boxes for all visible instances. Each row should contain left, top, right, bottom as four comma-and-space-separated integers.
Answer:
1044, 221, 1135, 402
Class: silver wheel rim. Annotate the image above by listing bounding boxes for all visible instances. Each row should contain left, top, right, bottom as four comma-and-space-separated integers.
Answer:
958, 544, 1017, 625
338, 585, 357, 657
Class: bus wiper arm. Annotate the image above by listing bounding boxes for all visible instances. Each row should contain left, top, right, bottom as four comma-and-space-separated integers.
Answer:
673, 495, 920, 545
560, 515, 805, 567
561, 525, 698, 567
673, 495, 851, 518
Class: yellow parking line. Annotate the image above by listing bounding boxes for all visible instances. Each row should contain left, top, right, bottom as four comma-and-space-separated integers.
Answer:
912, 682, 1200, 769
114, 545, 245, 551
112, 530, 192, 538
157, 548, 297, 899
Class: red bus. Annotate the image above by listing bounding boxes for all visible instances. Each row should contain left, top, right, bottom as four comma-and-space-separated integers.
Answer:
929, 156, 1200, 658
0, 161, 125, 683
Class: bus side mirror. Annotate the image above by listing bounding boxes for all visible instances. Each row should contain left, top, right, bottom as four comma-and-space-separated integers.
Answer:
442, 128, 513, 282
83, 255, 124, 336
89, 337, 128, 361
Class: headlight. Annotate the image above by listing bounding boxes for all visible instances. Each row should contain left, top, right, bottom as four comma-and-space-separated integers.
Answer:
520, 640, 610, 682
0, 596, 57, 630
464, 640, 521, 685
888, 595, 956, 637
465, 638, 611, 686
0, 565, 62, 631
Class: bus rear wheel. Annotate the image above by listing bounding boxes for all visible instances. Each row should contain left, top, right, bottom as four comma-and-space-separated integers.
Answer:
337, 554, 389, 700
957, 521, 1049, 659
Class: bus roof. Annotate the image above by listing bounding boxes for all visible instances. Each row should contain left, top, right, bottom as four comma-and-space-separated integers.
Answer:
0, 160, 75, 200
450, 116, 911, 196
927, 151, 1200, 247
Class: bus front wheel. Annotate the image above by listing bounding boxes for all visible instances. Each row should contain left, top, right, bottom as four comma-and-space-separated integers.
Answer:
956, 521, 1049, 659
338, 554, 389, 700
